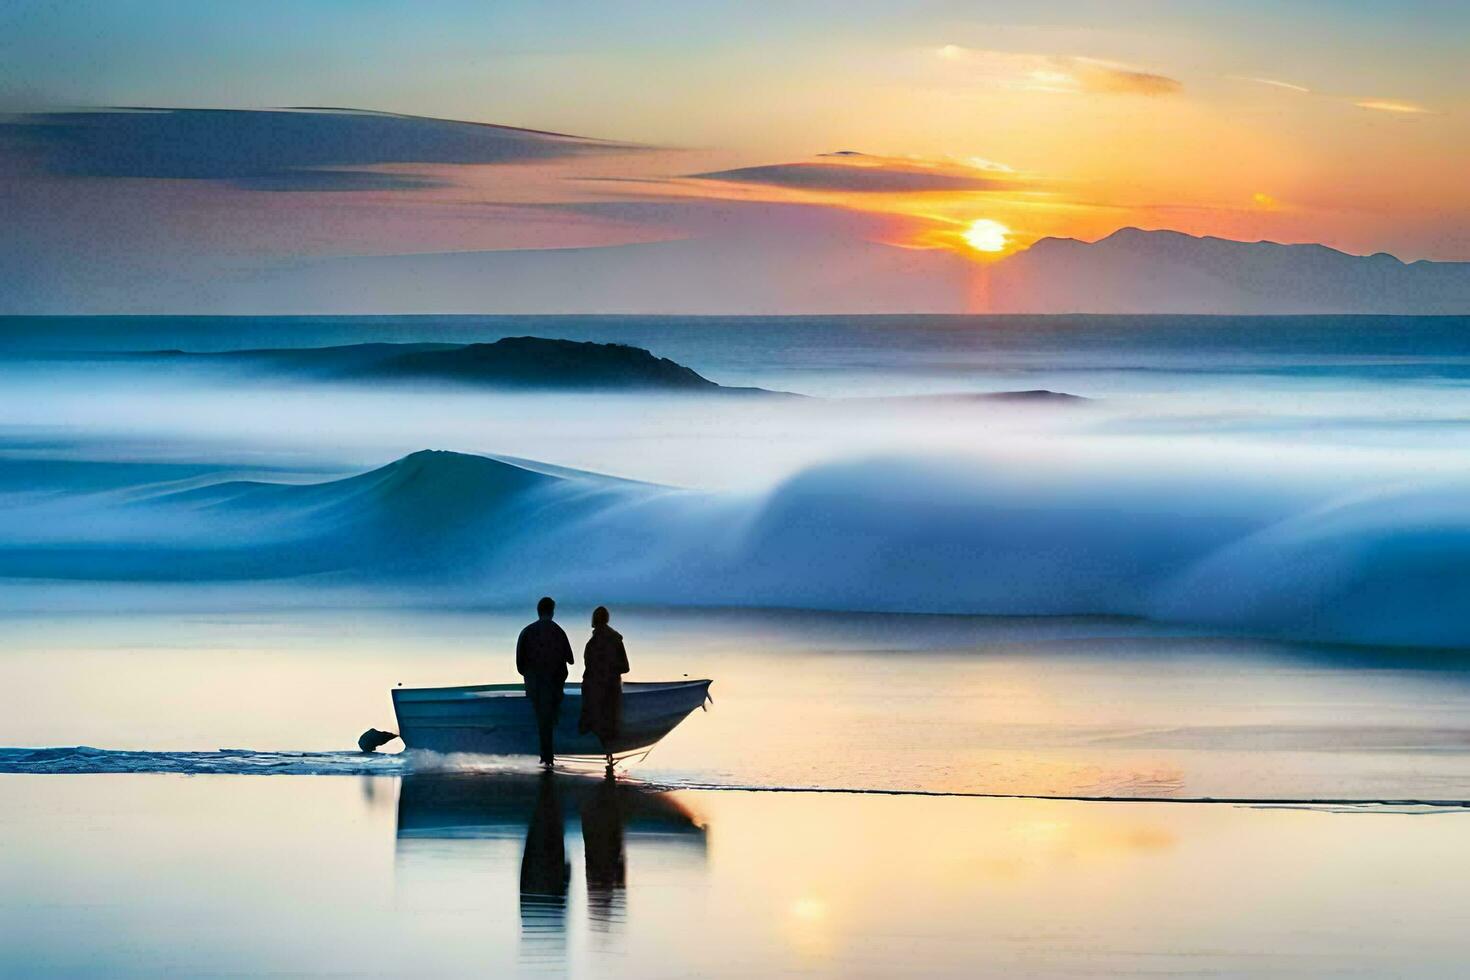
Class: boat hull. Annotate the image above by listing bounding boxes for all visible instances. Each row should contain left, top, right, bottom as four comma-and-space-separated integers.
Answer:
392, 679, 712, 759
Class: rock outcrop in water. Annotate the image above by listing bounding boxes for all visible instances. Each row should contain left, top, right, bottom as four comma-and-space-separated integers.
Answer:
881, 389, 1087, 405
152, 336, 776, 393
356, 336, 722, 390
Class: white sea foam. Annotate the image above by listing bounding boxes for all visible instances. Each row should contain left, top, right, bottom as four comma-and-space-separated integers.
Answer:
8, 444, 1470, 646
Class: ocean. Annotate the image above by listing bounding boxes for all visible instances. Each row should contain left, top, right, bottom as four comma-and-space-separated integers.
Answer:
5, 314, 1470, 976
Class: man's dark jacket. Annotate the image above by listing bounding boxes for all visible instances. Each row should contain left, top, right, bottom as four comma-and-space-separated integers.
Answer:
516, 617, 575, 684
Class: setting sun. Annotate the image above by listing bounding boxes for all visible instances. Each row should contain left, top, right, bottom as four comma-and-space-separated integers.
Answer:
963, 218, 1010, 253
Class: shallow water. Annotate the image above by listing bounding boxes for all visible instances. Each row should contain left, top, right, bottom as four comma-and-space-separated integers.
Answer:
6, 607, 1470, 802
4, 772, 1470, 978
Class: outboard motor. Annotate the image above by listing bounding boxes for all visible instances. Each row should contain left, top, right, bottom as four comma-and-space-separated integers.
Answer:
357, 728, 400, 753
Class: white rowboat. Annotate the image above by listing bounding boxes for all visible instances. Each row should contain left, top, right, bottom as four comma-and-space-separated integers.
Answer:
392, 679, 712, 759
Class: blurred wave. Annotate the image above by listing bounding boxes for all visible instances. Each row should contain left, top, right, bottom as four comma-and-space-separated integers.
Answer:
9, 447, 1470, 647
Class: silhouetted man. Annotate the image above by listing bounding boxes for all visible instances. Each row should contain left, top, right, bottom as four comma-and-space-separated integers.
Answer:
520, 770, 570, 947
516, 596, 574, 765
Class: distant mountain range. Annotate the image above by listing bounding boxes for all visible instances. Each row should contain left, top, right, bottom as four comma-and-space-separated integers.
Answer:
207, 228, 1468, 315
156, 233, 976, 316
9, 222, 1464, 315
985, 228, 1470, 314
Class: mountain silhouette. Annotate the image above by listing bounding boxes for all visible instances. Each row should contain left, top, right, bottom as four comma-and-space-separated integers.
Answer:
986, 228, 1470, 314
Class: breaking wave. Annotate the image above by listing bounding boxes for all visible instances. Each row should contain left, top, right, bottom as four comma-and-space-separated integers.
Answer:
9, 448, 1470, 647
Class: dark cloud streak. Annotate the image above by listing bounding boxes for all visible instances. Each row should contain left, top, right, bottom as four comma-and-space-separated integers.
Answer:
229, 170, 449, 192
690, 161, 1016, 193
0, 107, 640, 191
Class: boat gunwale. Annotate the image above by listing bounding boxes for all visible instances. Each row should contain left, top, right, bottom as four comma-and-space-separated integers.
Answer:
392, 678, 712, 701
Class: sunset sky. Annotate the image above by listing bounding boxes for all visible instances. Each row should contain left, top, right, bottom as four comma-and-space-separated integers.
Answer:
1, 0, 1465, 312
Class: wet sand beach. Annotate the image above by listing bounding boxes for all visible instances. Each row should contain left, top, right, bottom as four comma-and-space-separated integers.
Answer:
5, 771, 1469, 978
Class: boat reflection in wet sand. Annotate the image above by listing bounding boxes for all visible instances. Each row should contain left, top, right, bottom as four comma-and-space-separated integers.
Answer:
391, 679, 713, 761
395, 771, 707, 951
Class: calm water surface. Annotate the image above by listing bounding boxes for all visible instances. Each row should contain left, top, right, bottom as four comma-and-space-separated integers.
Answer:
4, 772, 1469, 978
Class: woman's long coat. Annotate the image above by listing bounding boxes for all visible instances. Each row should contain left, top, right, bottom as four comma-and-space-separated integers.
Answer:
578, 625, 630, 745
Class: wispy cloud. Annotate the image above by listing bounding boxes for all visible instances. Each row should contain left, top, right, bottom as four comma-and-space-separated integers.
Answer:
1226, 75, 1436, 118
690, 157, 1021, 194
1061, 57, 1182, 96
1355, 98, 1433, 114
935, 46, 1182, 97
1231, 75, 1312, 93
0, 107, 642, 191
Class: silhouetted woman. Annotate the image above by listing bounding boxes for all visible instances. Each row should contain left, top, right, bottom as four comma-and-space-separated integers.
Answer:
578, 606, 630, 758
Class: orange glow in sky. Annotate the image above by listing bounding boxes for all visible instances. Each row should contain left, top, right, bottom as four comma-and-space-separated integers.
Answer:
4, 0, 1468, 317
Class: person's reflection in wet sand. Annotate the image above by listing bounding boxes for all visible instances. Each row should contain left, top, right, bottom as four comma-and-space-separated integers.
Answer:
519, 771, 569, 967
580, 771, 627, 930
395, 769, 705, 968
